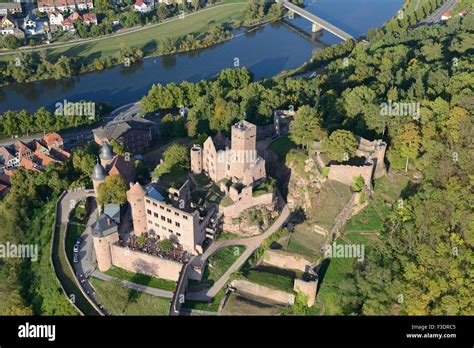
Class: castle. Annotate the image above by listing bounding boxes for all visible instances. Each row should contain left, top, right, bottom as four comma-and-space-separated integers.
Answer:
89, 120, 278, 278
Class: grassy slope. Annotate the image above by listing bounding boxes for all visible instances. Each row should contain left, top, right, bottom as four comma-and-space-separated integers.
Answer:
316, 174, 410, 315
104, 266, 177, 292
0, 2, 247, 63
90, 277, 170, 315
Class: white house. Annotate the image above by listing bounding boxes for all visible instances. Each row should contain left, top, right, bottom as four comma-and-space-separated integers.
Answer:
134, 0, 153, 13
48, 10, 64, 26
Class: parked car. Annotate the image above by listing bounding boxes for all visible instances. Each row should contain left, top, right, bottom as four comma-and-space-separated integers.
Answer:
73, 254, 79, 263
73, 244, 79, 253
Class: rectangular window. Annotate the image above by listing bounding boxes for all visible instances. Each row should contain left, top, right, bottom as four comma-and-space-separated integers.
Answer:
175, 222, 180, 227
146, 199, 150, 203
183, 216, 188, 220
160, 206, 164, 210
168, 229, 173, 233
147, 210, 151, 215
153, 202, 157, 207
166, 208, 171, 213
174, 212, 179, 217
154, 212, 158, 218
176, 233, 181, 237
167, 218, 172, 224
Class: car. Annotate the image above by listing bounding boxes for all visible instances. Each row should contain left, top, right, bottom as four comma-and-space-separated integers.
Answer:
73, 244, 79, 253
73, 254, 79, 263
75, 237, 81, 245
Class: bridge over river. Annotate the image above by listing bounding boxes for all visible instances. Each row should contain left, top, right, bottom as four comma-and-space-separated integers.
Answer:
277, 0, 354, 41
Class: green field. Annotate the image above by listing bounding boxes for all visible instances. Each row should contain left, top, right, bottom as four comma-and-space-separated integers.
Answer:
316, 174, 410, 315
104, 266, 177, 292
183, 286, 226, 312
243, 265, 298, 293
90, 278, 170, 315
0, 2, 247, 64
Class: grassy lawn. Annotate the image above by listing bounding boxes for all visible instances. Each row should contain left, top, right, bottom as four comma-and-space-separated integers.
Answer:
221, 291, 285, 315
0, 2, 247, 63
158, 166, 189, 190
268, 136, 297, 162
90, 278, 170, 315
193, 173, 212, 188
243, 265, 298, 293
188, 246, 245, 292
104, 266, 176, 292
315, 174, 409, 315
252, 177, 276, 197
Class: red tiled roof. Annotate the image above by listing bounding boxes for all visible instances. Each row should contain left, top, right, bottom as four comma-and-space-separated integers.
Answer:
442, 11, 452, 17
20, 157, 40, 172
135, 0, 144, 6
108, 155, 135, 185
34, 150, 57, 166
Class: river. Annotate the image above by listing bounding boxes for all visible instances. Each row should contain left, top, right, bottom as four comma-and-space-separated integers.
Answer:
0, 0, 404, 113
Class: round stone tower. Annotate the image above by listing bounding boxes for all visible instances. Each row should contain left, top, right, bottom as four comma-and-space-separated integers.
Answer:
91, 214, 119, 272
190, 144, 202, 175
92, 161, 108, 198
99, 143, 115, 168
127, 182, 148, 236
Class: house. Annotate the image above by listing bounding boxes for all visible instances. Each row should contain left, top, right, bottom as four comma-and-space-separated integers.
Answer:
82, 12, 98, 25
134, 0, 153, 13
61, 17, 74, 31
70, 11, 81, 21
441, 11, 452, 21
93, 118, 155, 154
37, 0, 55, 13
76, 0, 94, 10
0, 133, 70, 173
0, 15, 24, 38
0, 2, 22, 16
48, 10, 64, 26
458, 9, 468, 17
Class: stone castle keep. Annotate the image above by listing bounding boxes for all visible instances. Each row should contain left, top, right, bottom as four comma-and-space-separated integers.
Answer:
191, 120, 266, 185
90, 120, 276, 279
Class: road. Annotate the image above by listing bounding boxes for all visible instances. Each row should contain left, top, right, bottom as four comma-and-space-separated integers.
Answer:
0, 102, 145, 148
422, 0, 457, 24
186, 191, 291, 301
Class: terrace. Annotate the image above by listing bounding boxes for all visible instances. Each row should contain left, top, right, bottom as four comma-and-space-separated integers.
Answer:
118, 234, 191, 264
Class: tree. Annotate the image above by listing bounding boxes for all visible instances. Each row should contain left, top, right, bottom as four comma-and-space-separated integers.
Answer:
3, 35, 20, 49
388, 123, 421, 172
97, 175, 128, 206
289, 105, 325, 148
109, 139, 126, 155
321, 130, 357, 162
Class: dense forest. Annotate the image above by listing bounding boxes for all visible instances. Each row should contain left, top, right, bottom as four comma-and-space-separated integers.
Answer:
141, 13, 474, 315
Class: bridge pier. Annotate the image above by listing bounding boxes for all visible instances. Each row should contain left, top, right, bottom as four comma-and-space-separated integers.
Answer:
312, 22, 323, 33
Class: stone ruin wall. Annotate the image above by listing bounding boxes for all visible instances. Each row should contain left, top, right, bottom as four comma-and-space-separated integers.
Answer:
111, 244, 183, 282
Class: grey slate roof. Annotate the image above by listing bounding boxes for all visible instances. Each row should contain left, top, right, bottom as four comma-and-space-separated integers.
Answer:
99, 143, 114, 161
93, 118, 154, 141
91, 214, 118, 238
91, 162, 107, 181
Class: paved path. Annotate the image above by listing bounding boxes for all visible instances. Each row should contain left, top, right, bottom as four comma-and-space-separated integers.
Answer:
187, 191, 290, 301
58, 189, 107, 314
91, 271, 174, 298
